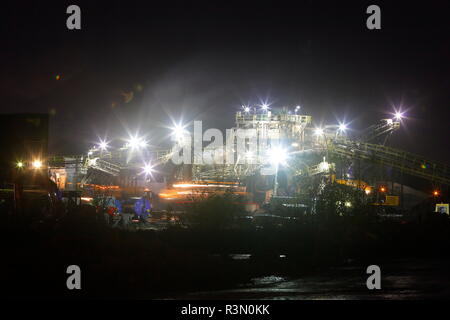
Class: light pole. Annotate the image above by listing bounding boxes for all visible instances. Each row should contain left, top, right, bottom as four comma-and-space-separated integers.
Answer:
274, 162, 279, 196
269, 147, 288, 197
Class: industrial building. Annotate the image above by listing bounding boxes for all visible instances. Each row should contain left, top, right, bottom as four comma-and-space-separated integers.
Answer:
24, 106, 448, 212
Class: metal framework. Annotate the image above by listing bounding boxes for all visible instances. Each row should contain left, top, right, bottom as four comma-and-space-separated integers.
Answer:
47, 108, 450, 190
329, 137, 450, 185
358, 119, 400, 143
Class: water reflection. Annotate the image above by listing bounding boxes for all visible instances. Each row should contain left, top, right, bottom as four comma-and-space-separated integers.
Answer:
174, 259, 450, 300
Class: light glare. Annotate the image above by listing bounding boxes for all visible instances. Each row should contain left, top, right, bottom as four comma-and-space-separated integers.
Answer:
32, 160, 42, 169
268, 147, 288, 165
98, 140, 108, 151
172, 124, 186, 139
128, 135, 147, 149
142, 162, 155, 176
394, 112, 404, 120
314, 128, 324, 135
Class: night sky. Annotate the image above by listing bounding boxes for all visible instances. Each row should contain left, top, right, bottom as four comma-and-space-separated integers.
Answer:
1, 1, 449, 162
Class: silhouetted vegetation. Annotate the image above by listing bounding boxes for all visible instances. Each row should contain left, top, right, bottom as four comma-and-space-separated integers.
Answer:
183, 192, 246, 230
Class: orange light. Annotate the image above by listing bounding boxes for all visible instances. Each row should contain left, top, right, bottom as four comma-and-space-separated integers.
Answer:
433, 190, 439, 196
32, 159, 42, 169
380, 187, 386, 192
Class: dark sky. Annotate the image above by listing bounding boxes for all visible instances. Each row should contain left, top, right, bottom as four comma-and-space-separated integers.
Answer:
1, 1, 449, 162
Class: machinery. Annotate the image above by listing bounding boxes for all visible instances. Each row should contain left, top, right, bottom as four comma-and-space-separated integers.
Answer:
39, 106, 449, 212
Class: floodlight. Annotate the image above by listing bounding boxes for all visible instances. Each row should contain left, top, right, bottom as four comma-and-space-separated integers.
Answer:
142, 162, 155, 176
268, 147, 288, 166
128, 135, 147, 149
394, 112, 404, 121
32, 160, 42, 169
338, 123, 348, 131
98, 140, 108, 151
314, 128, 324, 135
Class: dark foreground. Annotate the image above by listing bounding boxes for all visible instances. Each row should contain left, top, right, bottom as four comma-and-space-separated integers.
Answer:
1, 206, 450, 299
173, 258, 450, 299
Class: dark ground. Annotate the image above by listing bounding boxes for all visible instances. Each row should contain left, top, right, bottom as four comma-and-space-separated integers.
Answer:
172, 258, 450, 299
1, 203, 450, 300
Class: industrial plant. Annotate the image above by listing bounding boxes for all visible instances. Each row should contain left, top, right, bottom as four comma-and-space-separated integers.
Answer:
2, 1, 449, 302
3, 104, 448, 222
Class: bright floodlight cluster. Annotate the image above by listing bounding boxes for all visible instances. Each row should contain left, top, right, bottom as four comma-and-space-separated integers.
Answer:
268, 146, 288, 166
127, 135, 147, 149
